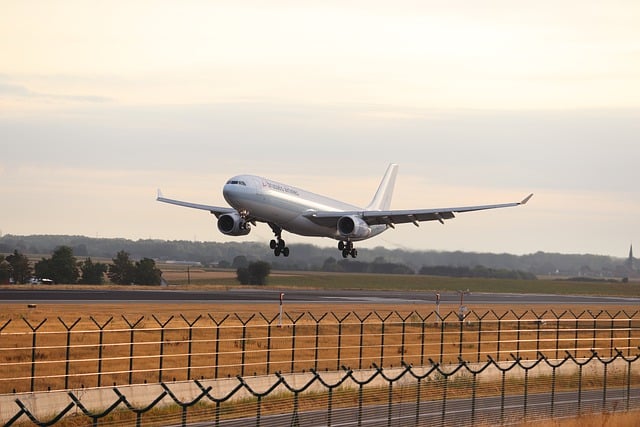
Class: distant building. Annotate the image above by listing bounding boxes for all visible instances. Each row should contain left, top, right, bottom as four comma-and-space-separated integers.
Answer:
622, 244, 638, 279
626, 244, 635, 270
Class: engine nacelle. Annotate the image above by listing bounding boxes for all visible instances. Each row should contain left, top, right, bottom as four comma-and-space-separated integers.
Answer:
217, 212, 251, 236
337, 215, 371, 239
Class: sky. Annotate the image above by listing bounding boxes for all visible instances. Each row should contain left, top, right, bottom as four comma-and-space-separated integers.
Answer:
1, 1, 639, 258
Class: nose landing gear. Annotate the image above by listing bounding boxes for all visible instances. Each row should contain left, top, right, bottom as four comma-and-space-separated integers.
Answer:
338, 241, 358, 258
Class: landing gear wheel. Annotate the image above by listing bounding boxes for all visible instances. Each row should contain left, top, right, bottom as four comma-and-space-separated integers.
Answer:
268, 223, 290, 257
339, 241, 357, 258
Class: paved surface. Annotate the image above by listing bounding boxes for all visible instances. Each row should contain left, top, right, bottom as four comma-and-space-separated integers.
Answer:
178, 387, 640, 426
1, 287, 638, 305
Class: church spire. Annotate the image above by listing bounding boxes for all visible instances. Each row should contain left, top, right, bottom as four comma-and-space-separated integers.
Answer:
627, 244, 634, 269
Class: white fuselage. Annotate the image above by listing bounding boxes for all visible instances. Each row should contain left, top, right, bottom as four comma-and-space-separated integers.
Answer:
222, 174, 388, 241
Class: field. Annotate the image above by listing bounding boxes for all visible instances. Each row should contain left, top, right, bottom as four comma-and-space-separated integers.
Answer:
1, 272, 639, 426
158, 266, 640, 296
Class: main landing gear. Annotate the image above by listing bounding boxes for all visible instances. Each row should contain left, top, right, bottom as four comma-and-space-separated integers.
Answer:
269, 224, 289, 257
338, 241, 358, 258
270, 237, 289, 257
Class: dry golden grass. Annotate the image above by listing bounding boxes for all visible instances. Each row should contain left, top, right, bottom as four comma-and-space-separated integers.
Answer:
2, 300, 638, 427
1, 302, 638, 394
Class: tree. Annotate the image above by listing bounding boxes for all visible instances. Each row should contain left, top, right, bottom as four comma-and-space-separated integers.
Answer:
236, 267, 250, 285
6, 250, 31, 284
108, 250, 136, 285
79, 258, 108, 285
34, 258, 52, 280
34, 246, 80, 284
48, 246, 80, 284
134, 258, 162, 285
0, 256, 12, 284
248, 261, 271, 285
236, 261, 271, 285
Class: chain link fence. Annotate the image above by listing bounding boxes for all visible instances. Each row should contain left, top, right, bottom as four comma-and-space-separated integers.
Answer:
1, 309, 639, 425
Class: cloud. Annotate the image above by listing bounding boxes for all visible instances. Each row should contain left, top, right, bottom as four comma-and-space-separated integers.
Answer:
0, 81, 112, 103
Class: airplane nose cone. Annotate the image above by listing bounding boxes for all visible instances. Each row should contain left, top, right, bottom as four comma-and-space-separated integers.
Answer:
222, 184, 233, 204
223, 176, 255, 205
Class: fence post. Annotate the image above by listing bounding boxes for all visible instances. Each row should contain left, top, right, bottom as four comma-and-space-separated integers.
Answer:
605, 311, 621, 358
411, 311, 433, 366
491, 310, 509, 361
259, 312, 280, 375
508, 311, 526, 359
180, 314, 202, 381
308, 312, 328, 371
458, 310, 468, 360
58, 317, 81, 389
233, 314, 255, 377
472, 311, 489, 363
331, 312, 351, 371
624, 310, 638, 357
122, 315, 144, 385
518, 355, 543, 422
23, 318, 47, 392
440, 365, 448, 427
374, 312, 393, 367
578, 359, 584, 414
623, 350, 637, 411
285, 312, 305, 373
523, 359, 530, 421
550, 310, 567, 360
207, 314, 229, 379
569, 310, 585, 357
152, 315, 174, 383
540, 352, 566, 419
90, 316, 113, 388
532, 310, 547, 356
603, 354, 608, 411
353, 312, 372, 370
395, 311, 414, 363
588, 310, 603, 352
438, 312, 455, 364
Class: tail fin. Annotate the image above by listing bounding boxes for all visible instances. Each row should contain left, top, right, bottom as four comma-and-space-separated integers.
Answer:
366, 164, 398, 211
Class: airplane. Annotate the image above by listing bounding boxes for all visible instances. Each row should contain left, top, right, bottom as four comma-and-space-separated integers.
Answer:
157, 164, 532, 258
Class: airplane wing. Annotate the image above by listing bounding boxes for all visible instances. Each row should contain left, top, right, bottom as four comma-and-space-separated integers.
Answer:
156, 190, 236, 218
305, 194, 533, 227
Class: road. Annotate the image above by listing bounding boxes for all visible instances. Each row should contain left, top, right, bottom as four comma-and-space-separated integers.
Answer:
1, 287, 639, 305
179, 387, 640, 426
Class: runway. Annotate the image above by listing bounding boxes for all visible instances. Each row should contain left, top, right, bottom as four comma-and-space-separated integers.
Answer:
1, 287, 638, 305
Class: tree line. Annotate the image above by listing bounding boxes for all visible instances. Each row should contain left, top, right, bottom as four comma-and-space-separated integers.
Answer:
0, 247, 162, 285
0, 234, 629, 278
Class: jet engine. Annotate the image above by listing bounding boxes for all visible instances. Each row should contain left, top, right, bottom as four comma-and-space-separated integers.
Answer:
217, 212, 251, 236
337, 215, 371, 239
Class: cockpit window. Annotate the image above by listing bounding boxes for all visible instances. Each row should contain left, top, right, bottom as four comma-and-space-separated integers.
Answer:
226, 180, 246, 186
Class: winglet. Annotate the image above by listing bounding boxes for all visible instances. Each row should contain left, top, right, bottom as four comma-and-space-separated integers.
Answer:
520, 193, 533, 205
157, 189, 164, 200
